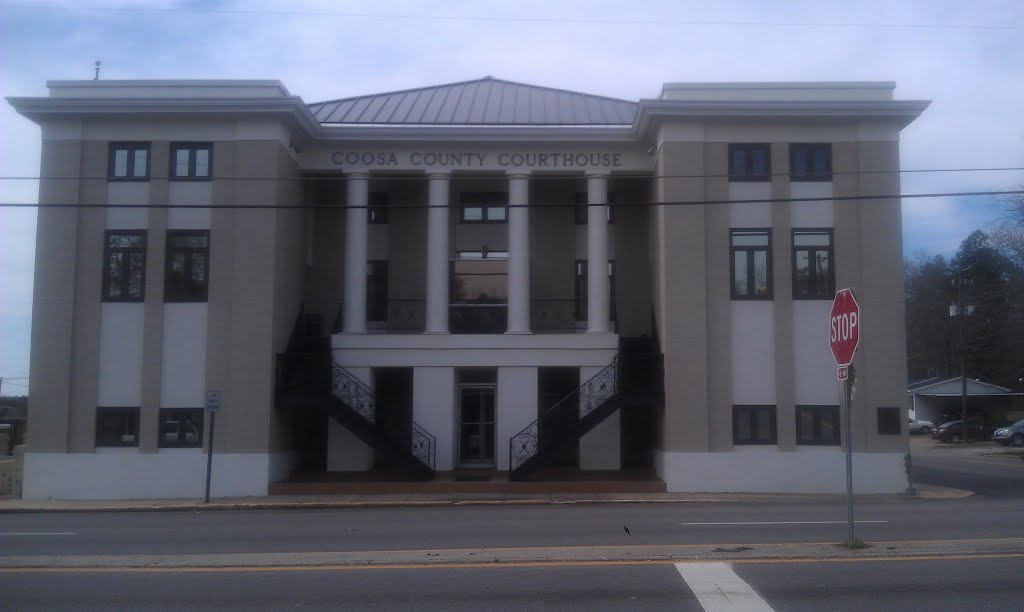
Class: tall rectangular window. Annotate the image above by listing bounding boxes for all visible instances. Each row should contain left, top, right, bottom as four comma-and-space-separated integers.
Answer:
792, 229, 835, 299
170, 143, 212, 180
573, 260, 616, 322
109, 143, 150, 180
796, 405, 841, 445
730, 229, 771, 299
159, 408, 204, 448
459, 192, 507, 223
368, 191, 389, 224
728, 143, 771, 181
165, 230, 210, 302
102, 230, 146, 302
367, 260, 389, 322
733, 405, 777, 444
790, 143, 832, 181
96, 407, 140, 447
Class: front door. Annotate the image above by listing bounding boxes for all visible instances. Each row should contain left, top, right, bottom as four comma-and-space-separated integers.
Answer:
459, 385, 496, 467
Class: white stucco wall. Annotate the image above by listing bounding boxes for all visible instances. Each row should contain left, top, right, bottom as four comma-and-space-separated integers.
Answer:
160, 303, 207, 407
729, 183, 772, 227
579, 365, 621, 470
793, 300, 841, 405
413, 367, 457, 471
731, 302, 776, 405
107, 181, 149, 229
97, 303, 145, 406
496, 367, 538, 471
22, 450, 292, 500
168, 181, 212, 229
655, 447, 909, 493
790, 182, 834, 227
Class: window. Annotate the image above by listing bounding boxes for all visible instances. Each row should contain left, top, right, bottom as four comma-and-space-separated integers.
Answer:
573, 192, 615, 224
165, 231, 210, 302
460, 192, 507, 223
728, 143, 771, 181
790, 143, 832, 181
792, 229, 835, 299
730, 229, 771, 299
367, 260, 389, 322
877, 407, 902, 435
796, 405, 841, 445
109, 143, 150, 180
574, 260, 616, 322
170, 143, 212, 180
159, 408, 204, 448
733, 405, 776, 444
102, 230, 146, 302
96, 407, 139, 447
368, 191, 389, 224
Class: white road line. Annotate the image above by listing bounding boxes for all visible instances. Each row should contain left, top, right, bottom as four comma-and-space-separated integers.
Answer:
0, 532, 76, 537
678, 520, 887, 526
675, 562, 774, 611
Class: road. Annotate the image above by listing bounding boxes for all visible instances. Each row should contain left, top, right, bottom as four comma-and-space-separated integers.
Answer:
2, 439, 1022, 610
910, 435, 1024, 498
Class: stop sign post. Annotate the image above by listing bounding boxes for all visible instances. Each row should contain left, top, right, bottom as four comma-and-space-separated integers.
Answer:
830, 288, 861, 547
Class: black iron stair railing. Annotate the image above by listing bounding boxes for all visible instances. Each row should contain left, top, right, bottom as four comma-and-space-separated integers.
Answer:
509, 357, 621, 480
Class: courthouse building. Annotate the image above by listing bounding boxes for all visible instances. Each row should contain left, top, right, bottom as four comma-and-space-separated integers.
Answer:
9, 77, 928, 499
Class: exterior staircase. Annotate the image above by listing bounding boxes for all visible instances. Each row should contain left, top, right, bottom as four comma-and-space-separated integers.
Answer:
509, 337, 662, 481
275, 313, 436, 481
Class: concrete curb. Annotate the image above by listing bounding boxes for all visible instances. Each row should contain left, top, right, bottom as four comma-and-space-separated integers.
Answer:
0, 486, 971, 513
2, 537, 1021, 570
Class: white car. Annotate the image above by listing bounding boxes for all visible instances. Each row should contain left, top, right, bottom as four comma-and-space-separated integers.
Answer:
908, 419, 934, 434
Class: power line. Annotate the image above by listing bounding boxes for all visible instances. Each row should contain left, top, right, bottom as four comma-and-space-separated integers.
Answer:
2, 3, 1020, 31
1, 167, 1022, 183
1, 189, 1021, 210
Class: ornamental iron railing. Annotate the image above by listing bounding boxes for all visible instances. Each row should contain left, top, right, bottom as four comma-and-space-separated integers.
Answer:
509, 357, 619, 471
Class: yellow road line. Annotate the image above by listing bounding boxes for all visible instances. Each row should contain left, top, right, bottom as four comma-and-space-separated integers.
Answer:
2, 552, 1022, 573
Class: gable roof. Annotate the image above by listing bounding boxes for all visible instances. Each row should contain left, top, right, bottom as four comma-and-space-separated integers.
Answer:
307, 76, 639, 126
908, 377, 1013, 396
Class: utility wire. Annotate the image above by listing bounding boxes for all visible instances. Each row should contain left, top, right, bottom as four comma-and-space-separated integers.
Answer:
1, 167, 1021, 182
1, 189, 1021, 210
1, 3, 1020, 31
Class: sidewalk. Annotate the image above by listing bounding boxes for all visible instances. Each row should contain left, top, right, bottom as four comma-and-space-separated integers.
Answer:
0, 484, 970, 513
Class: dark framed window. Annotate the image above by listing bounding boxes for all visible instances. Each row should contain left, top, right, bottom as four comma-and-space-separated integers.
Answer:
728, 143, 771, 181
792, 229, 835, 299
102, 230, 146, 302
159, 408, 204, 448
367, 260, 389, 322
796, 405, 841, 445
573, 192, 615, 225
96, 407, 140, 447
730, 229, 772, 299
109, 143, 150, 180
733, 405, 777, 444
164, 230, 210, 302
574, 259, 616, 322
459, 192, 507, 223
170, 143, 212, 180
790, 143, 832, 181
877, 407, 902, 435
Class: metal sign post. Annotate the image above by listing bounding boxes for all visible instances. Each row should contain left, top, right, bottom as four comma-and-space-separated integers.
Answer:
830, 289, 861, 546
204, 391, 221, 504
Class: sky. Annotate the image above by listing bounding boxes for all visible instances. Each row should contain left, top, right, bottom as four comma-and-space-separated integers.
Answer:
1, 0, 1022, 387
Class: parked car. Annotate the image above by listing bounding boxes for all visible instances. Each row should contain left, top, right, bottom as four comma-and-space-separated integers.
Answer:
908, 419, 934, 434
931, 420, 996, 443
992, 419, 1024, 447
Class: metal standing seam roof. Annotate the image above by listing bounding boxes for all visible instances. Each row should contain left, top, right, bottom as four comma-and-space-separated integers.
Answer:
307, 76, 639, 126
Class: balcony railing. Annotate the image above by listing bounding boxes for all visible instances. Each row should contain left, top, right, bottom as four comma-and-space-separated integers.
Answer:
449, 303, 507, 334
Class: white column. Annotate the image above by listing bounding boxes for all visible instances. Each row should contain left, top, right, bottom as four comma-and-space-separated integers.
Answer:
587, 173, 610, 333
506, 173, 531, 334
343, 172, 369, 334
425, 172, 450, 334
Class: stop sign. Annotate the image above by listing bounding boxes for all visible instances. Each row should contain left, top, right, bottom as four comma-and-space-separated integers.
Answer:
829, 288, 860, 367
